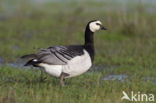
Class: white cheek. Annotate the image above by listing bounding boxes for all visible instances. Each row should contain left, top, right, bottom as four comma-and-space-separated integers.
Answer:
89, 23, 100, 32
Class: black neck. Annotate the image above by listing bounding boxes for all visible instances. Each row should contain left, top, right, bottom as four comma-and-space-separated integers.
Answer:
85, 27, 94, 45
84, 25, 95, 62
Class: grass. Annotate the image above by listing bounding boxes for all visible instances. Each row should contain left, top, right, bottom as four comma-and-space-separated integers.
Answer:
0, 66, 155, 103
0, 0, 156, 103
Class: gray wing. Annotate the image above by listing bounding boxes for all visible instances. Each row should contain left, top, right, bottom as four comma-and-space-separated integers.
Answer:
34, 45, 84, 65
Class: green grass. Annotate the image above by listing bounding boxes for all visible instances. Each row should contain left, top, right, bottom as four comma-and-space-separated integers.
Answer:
0, 66, 156, 103
0, 0, 156, 103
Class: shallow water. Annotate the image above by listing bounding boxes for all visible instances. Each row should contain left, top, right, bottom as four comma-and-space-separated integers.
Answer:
0, 57, 3, 63
143, 77, 156, 85
0, 62, 31, 69
103, 74, 129, 82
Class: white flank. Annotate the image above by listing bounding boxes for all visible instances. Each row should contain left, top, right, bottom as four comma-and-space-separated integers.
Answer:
38, 63, 62, 77
63, 49, 92, 78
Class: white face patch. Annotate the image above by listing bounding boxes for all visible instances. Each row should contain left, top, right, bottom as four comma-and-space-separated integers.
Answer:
89, 20, 102, 32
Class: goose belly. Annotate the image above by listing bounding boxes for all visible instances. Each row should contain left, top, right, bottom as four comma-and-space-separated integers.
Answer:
63, 50, 92, 78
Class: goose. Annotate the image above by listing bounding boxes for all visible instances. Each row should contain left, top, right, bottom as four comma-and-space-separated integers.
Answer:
21, 20, 107, 86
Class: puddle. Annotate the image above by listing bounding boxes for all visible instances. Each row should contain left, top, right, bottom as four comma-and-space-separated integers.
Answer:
0, 57, 39, 69
102, 74, 156, 84
143, 77, 156, 84
103, 74, 129, 82
0, 57, 3, 63
89, 65, 129, 82
9, 63, 23, 68
9, 63, 32, 69
0, 57, 4, 66
0, 59, 31, 69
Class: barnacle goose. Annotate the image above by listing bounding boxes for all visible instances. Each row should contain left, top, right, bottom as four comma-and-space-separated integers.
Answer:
21, 20, 107, 86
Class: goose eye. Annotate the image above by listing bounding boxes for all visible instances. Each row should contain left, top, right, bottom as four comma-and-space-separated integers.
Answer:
96, 23, 100, 25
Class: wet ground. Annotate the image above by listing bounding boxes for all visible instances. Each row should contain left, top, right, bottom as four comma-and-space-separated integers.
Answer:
0, 57, 155, 84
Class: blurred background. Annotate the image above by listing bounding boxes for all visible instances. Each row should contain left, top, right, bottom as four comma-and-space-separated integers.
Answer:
0, 0, 156, 102
0, 0, 155, 63
0, 0, 156, 78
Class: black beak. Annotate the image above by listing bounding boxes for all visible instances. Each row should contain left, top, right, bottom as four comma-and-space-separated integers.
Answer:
100, 25, 107, 30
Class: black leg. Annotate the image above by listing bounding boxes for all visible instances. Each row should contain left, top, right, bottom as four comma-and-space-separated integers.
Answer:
60, 74, 65, 86
40, 69, 46, 82
59, 72, 69, 86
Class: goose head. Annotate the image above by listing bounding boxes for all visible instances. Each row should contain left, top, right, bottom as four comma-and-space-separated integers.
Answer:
88, 20, 107, 32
